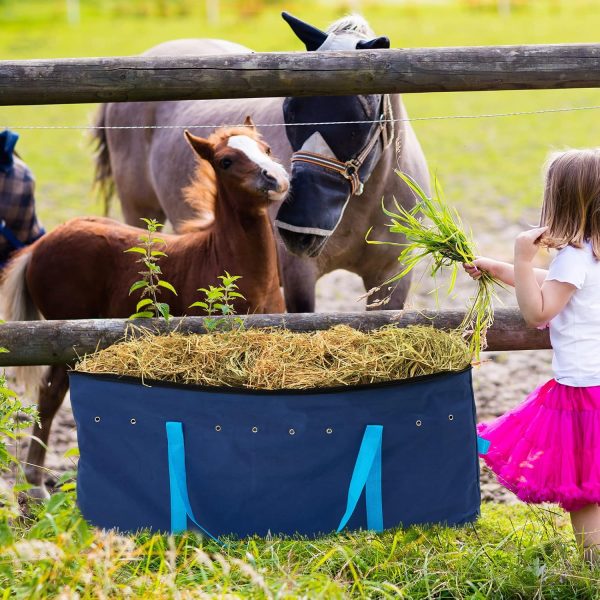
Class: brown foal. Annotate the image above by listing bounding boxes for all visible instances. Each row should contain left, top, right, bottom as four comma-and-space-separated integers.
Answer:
1, 118, 288, 496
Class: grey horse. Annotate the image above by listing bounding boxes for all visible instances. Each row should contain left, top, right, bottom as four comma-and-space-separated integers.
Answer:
93, 13, 429, 311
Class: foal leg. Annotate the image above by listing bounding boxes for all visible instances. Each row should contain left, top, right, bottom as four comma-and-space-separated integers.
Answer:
24, 365, 69, 499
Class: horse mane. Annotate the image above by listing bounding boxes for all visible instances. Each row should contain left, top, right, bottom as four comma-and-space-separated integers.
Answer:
326, 15, 375, 37
180, 125, 264, 233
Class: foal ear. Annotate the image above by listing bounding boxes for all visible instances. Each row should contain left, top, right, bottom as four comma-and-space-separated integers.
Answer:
243, 116, 257, 132
184, 130, 214, 161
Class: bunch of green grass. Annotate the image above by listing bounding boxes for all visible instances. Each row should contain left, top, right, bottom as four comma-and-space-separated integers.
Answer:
367, 172, 502, 358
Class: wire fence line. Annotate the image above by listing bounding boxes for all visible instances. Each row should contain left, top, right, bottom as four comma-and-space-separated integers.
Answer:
2, 103, 600, 131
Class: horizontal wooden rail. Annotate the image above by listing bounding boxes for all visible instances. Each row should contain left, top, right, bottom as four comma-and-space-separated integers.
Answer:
0, 307, 549, 366
1, 44, 600, 105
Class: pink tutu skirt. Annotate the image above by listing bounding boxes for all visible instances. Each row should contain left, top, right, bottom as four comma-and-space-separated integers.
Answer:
478, 379, 600, 512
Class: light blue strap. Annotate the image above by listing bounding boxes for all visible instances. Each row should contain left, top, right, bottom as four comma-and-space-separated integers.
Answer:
477, 436, 491, 455
166, 421, 222, 544
365, 433, 383, 531
337, 424, 384, 533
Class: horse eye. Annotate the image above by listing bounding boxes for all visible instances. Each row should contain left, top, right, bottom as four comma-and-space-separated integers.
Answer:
265, 146, 272, 155
220, 158, 232, 169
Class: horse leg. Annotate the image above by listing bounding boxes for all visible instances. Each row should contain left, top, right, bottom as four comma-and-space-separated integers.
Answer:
361, 268, 411, 311
120, 201, 166, 229
279, 251, 318, 313
24, 365, 69, 499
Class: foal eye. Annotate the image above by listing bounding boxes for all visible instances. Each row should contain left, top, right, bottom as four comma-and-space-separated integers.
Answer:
220, 158, 233, 169
265, 147, 272, 155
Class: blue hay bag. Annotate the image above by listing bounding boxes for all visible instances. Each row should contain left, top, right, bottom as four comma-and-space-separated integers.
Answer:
69, 367, 480, 537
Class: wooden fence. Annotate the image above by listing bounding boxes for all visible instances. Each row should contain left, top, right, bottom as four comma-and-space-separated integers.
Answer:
1, 44, 600, 105
0, 44, 591, 365
0, 308, 549, 366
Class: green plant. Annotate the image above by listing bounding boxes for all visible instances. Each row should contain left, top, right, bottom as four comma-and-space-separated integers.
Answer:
367, 172, 502, 358
0, 322, 37, 473
189, 271, 245, 331
126, 218, 178, 321
0, 371, 37, 473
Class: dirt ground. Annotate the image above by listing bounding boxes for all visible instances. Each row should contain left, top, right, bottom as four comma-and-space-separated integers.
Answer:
6, 215, 555, 506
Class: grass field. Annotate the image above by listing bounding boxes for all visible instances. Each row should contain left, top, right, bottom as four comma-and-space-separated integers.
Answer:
3, 489, 600, 599
3, 2, 600, 597
1, 0, 600, 232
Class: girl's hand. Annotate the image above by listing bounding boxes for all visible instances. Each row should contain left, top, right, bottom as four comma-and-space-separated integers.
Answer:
514, 226, 548, 263
463, 257, 498, 280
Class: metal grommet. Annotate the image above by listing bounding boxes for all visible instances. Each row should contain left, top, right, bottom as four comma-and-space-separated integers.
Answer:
215, 425, 222, 432
94, 416, 101, 423
289, 428, 295, 435
416, 420, 422, 427
130, 418, 137, 425
252, 426, 258, 433
326, 428, 333, 434
448, 414, 454, 421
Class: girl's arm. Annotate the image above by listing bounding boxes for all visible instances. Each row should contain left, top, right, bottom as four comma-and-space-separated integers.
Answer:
464, 257, 548, 287
514, 227, 576, 327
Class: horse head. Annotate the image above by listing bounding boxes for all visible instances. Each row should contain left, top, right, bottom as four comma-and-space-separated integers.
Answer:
184, 117, 289, 213
275, 13, 393, 258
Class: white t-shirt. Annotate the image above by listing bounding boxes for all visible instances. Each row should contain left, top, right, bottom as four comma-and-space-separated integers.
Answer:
546, 241, 600, 386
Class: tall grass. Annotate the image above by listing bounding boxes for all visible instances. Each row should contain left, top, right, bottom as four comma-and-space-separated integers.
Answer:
1, 493, 599, 598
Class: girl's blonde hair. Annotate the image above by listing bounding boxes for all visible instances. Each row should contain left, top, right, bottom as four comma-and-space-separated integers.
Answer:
540, 148, 600, 258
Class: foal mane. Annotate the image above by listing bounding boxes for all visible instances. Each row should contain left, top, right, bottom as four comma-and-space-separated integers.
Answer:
181, 125, 264, 233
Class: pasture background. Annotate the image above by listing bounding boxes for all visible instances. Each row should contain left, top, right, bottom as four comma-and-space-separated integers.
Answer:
1, 0, 598, 519
2, 2, 600, 597
1, 0, 600, 245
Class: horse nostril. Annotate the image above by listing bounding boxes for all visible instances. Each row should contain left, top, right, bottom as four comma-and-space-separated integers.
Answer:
262, 169, 277, 184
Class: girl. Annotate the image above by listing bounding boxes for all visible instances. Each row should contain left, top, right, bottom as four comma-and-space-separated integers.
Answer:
465, 148, 600, 559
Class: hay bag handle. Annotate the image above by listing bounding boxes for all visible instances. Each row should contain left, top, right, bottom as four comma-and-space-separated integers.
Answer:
166, 421, 384, 538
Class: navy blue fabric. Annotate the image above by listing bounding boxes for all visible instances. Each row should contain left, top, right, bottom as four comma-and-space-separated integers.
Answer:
278, 163, 351, 235
69, 368, 480, 537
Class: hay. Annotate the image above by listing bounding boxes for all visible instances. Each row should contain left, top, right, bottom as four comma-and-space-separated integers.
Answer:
74, 325, 471, 390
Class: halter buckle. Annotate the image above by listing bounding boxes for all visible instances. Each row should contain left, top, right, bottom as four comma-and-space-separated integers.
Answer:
344, 159, 364, 196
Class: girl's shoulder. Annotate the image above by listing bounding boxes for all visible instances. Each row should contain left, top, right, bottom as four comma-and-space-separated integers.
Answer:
554, 242, 595, 261
548, 243, 596, 289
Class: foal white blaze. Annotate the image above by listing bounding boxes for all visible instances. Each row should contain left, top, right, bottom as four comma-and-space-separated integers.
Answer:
227, 135, 289, 200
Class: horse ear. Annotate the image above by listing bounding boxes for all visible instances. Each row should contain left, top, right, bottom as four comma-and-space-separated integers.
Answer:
282, 11, 327, 51
184, 130, 214, 161
243, 116, 257, 132
356, 36, 391, 50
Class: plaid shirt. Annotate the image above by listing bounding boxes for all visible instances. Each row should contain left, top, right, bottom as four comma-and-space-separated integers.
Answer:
0, 156, 44, 264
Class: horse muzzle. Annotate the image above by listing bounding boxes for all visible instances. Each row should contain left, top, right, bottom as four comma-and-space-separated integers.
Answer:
275, 163, 353, 257
276, 228, 329, 258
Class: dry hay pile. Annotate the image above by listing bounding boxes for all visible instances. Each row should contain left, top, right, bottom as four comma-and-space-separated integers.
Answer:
75, 325, 471, 390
